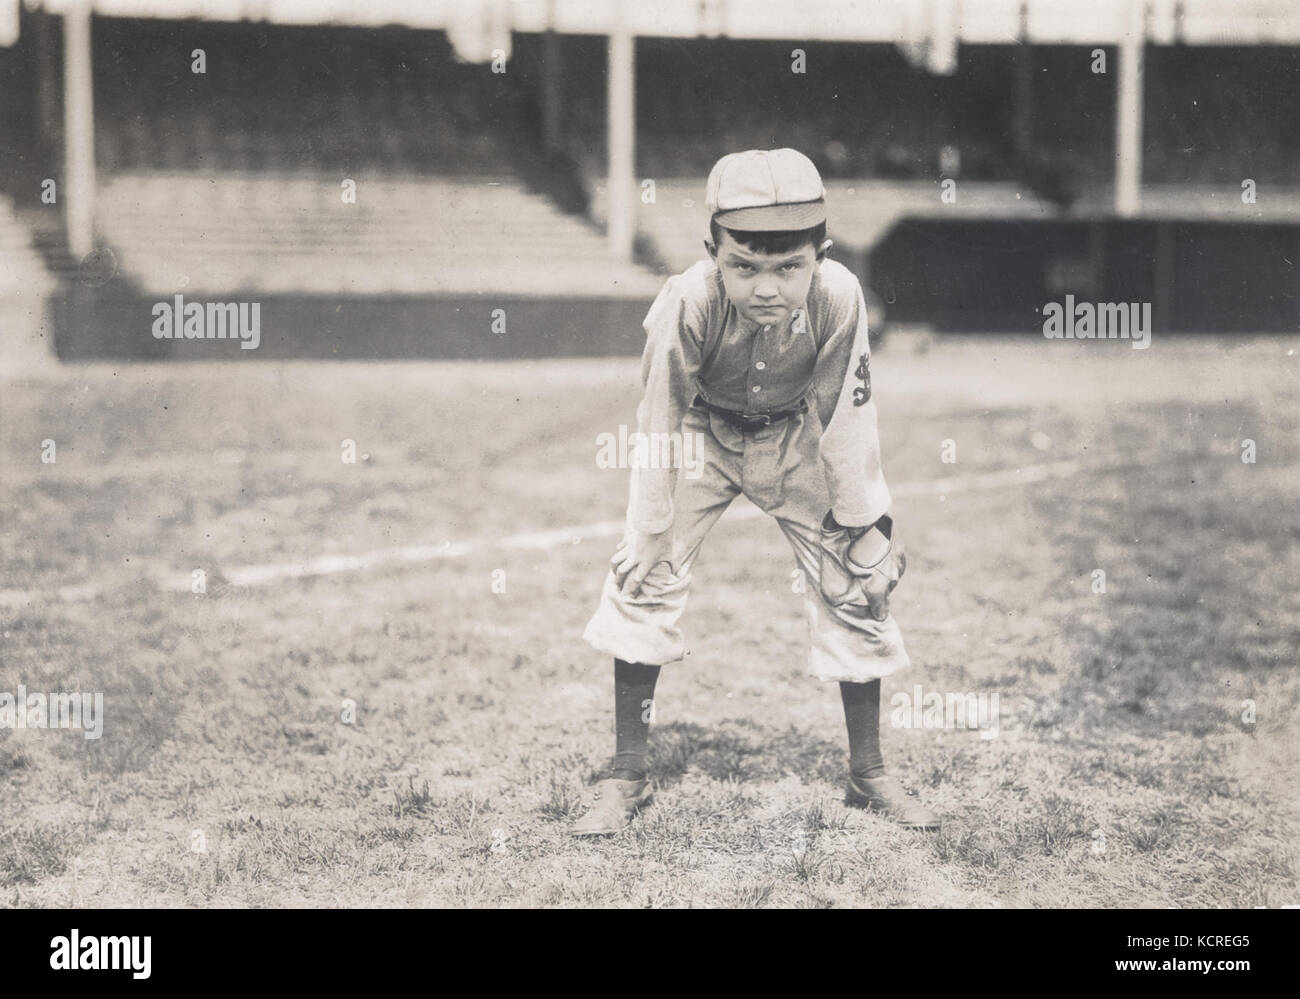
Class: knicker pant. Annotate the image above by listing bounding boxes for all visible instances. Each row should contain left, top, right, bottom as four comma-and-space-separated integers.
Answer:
582, 401, 909, 682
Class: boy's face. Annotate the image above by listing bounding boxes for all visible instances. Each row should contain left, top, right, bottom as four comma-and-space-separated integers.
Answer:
707, 229, 827, 326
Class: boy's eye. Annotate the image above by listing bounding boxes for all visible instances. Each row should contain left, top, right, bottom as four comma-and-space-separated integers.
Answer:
781, 263, 799, 272
735, 263, 755, 273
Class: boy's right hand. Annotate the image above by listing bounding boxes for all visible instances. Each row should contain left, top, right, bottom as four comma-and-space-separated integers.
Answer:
611, 529, 674, 597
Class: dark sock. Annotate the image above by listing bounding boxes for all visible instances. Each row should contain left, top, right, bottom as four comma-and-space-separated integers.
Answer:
840, 680, 886, 780
611, 658, 660, 780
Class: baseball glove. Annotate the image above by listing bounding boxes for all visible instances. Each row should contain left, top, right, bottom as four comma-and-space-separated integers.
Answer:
818, 512, 906, 621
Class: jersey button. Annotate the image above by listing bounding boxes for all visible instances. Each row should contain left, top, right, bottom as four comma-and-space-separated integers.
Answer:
751, 385, 761, 393
763, 325, 771, 332
755, 361, 766, 370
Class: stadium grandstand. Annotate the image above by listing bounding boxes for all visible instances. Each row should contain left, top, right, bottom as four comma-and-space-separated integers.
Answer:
1, 0, 1298, 361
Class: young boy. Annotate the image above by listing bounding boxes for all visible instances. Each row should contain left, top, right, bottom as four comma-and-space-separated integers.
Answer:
575, 148, 939, 835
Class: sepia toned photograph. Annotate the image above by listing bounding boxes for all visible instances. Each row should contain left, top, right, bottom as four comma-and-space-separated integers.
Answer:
1, 0, 1297, 920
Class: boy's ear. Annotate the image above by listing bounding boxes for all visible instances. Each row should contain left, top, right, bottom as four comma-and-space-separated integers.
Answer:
816, 238, 833, 262
705, 239, 717, 259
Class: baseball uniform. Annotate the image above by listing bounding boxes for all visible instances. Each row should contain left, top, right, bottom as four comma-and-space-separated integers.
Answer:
582, 254, 910, 682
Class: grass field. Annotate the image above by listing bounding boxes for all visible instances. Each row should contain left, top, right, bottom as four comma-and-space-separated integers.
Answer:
1, 334, 1297, 908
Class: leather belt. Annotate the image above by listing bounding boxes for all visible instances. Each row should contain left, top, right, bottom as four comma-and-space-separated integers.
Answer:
692, 393, 808, 432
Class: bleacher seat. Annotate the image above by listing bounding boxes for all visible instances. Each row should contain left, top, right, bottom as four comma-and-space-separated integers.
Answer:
0, 196, 56, 298
92, 20, 531, 176
0, 195, 58, 371
96, 172, 663, 298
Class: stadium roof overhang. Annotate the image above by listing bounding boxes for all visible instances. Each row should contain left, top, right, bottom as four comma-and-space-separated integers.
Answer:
22, 0, 1300, 45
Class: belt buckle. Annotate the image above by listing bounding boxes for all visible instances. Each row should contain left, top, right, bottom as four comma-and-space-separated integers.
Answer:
738, 412, 771, 432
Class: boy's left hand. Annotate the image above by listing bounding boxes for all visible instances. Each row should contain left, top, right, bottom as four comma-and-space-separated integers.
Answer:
818, 512, 906, 621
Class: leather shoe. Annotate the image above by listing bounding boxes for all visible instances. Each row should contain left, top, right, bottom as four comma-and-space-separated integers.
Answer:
845, 773, 940, 831
569, 777, 653, 837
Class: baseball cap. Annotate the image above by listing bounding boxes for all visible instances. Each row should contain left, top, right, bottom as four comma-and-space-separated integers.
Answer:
706, 148, 827, 231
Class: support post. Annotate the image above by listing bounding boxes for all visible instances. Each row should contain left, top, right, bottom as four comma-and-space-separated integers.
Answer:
1115, 2, 1145, 217
606, 25, 635, 262
63, 0, 95, 260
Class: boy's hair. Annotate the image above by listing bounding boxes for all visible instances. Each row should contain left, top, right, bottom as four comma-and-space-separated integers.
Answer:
709, 219, 826, 257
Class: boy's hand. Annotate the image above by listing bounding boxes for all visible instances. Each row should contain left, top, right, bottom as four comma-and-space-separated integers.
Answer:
611, 529, 674, 597
818, 512, 906, 621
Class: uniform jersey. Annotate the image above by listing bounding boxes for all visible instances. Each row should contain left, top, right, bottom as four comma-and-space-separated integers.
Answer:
627, 256, 891, 535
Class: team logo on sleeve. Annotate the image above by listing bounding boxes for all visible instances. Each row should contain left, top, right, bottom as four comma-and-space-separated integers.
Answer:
853, 353, 871, 406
